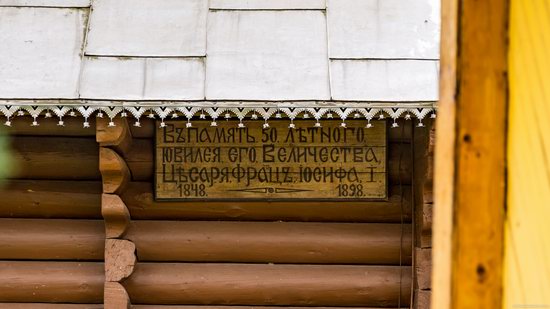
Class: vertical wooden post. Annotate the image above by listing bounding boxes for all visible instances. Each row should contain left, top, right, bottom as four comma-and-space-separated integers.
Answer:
97, 117, 136, 309
433, 0, 508, 308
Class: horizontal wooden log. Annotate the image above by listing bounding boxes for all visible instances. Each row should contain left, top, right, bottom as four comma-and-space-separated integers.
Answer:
0, 304, 102, 309
0, 180, 101, 219
0, 304, 406, 308
0, 219, 104, 260
3, 116, 96, 137
9, 136, 100, 180
126, 221, 412, 264
130, 118, 413, 141
125, 140, 412, 184
0, 261, 104, 303
123, 182, 412, 222
124, 263, 411, 306
132, 306, 405, 309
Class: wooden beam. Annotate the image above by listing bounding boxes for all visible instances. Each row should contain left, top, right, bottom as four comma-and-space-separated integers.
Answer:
0, 261, 104, 303
433, 0, 508, 308
125, 221, 412, 264
0, 305, 102, 309
9, 136, 100, 180
122, 182, 412, 222
123, 263, 411, 307
0, 219, 104, 260
0, 180, 101, 219
132, 307, 405, 309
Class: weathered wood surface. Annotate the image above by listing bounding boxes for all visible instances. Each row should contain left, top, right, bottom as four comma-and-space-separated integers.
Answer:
123, 182, 412, 222
130, 118, 413, 142
156, 120, 387, 200
0, 304, 102, 309
126, 139, 411, 185
100, 147, 131, 194
125, 221, 411, 264
105, 282, 131, 309
0, 219, 104, 260
97, 117, 132, 156
123, 263, 411, 306
414, 290, 431, 309
415, 248, 432, 290
9, 136, 100, 180
0, 305, 404, 309
132, 307, 405, 309
0, 180, 102, 219
433, 0, 508, 307
105, 239, 136, 282
0, 261, 104, 303
2, 117, 96, 137
102, 194, 131, 238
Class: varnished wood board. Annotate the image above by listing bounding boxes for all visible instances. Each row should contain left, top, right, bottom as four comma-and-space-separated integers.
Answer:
155, 120, 387, 200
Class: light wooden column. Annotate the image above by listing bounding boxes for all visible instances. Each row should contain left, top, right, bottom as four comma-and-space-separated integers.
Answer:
432, 0, 509, 308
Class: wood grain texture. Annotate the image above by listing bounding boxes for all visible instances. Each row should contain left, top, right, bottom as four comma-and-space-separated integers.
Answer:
0, 180, 101, 219
431, 0, 458, 307
125, 221, 411, 264
504, 0, 550, 307
0, 219, 104, 260
102, 193, 131, 238
105, 282, 131, 309
9, 136, 100, 180
0, 304, 102, 309
155, 120, 387, 200
415, 248, 432, 291
122, 182, 412, 222
97, 117, 132, 156
433, 0, 508, 308
100, 147, 130, 194
105, 239, 136, 282
123, 263, 411, 307
414, 290, 431, 309
0, 261, 104, 303
125, 139, 410, 185
132, 307, 405, 309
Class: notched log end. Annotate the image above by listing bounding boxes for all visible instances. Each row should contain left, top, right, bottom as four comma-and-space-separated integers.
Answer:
97, 117, 133, 156
100, 147, 131, 194
102, 193, 131, 238
105, 239, 136, 282
104, 281, 131, 309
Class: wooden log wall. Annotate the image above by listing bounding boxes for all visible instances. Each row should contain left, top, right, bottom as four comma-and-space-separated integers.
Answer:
0, 117, 104, 307
412, 121, 435, 309
0, 116, 427, 308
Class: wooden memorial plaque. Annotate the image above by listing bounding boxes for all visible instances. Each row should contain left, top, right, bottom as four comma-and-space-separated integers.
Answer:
155, 120, 387, 200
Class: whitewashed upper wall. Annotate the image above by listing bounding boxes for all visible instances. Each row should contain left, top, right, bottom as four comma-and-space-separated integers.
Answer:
0, 0, 440, 102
